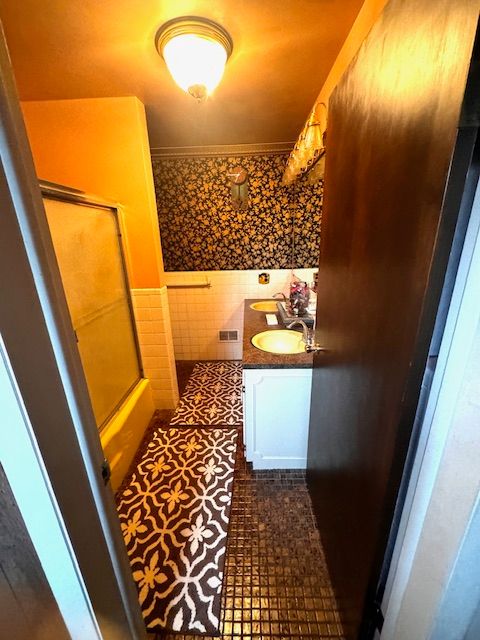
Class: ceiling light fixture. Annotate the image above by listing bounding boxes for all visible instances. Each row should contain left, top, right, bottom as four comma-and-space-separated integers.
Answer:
155, 16, 233, 102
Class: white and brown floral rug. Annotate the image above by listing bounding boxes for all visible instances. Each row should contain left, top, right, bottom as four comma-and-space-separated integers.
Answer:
170, 361, 243, 427
117, 425, 238, 635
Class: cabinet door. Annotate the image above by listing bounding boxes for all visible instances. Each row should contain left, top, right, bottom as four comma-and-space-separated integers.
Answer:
244, 369, 312, 469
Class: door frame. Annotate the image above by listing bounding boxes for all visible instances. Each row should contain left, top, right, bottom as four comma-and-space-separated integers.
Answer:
0, 337, 96, 639
368, 28, 480, 636
0, 22, 146, 639
380, 146, 480, 639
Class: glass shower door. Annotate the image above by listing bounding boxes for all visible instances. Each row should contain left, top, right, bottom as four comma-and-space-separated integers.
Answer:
43, 189, 141, 429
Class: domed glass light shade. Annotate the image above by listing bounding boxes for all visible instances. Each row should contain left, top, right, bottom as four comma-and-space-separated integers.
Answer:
156, 17, 233, 101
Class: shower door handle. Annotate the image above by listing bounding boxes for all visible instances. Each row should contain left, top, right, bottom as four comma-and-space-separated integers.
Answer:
101, 458, 111, 485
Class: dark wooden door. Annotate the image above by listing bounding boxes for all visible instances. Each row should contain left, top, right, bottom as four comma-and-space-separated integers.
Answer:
306, 1, 479, 637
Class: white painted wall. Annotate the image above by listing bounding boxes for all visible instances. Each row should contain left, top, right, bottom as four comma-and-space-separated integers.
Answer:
381, 183, 480, 639
165, 268, 316, 360
430, 493, 480, 639
0, 338, 100, 639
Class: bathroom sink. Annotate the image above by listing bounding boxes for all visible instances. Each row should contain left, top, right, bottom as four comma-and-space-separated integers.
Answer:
250, 301, 279, 313
251, 330, 305, 354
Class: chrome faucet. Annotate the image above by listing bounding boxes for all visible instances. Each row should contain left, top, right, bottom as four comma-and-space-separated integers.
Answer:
273, 292, 287, 302
287, 320, 313, 349
287, 320, 325, 354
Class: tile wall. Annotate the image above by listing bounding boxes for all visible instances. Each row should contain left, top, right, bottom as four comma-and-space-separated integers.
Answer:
165, 269, 317, 361
131, 287, 179, 410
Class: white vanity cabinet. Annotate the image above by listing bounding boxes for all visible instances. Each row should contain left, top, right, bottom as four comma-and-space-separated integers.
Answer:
242, 367, 313, 469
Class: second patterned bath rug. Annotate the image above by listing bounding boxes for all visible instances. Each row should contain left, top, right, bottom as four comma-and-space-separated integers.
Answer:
117, 425, 238, 635
170, 361, 243, 426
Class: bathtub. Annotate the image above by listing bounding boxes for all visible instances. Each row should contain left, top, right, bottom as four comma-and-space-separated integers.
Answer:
100, 378, 154, 491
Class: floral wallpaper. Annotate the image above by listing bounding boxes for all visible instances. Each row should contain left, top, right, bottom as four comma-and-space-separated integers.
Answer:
151, 153, 322, 271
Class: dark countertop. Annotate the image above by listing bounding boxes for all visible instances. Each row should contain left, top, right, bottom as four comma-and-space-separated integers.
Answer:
242, 299, 314, 369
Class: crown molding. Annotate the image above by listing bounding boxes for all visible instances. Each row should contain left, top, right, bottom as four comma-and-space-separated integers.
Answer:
150, 141, 294, 158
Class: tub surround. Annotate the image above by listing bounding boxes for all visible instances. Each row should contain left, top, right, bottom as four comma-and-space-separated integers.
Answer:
242, 299, 313, 368
131, 287, 179, 410
100, 378, 154, 491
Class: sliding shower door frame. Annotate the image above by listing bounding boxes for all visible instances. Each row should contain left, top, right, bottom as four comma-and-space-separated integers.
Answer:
40, 181, 145, 430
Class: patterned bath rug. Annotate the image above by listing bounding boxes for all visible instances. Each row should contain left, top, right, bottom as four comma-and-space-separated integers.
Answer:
117, 426, 238, 635
170, 361, 243, 427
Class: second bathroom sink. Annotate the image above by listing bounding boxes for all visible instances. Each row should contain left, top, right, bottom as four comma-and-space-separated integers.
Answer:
249, 301, 279, 312
251, 330, 305, 354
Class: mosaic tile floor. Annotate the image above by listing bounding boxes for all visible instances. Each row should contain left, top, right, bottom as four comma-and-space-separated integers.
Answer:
148, 361, 345, 640
155, 440, 344, 640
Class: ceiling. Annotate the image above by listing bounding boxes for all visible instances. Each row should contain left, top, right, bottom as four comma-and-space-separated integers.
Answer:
0, 0, 364, 149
